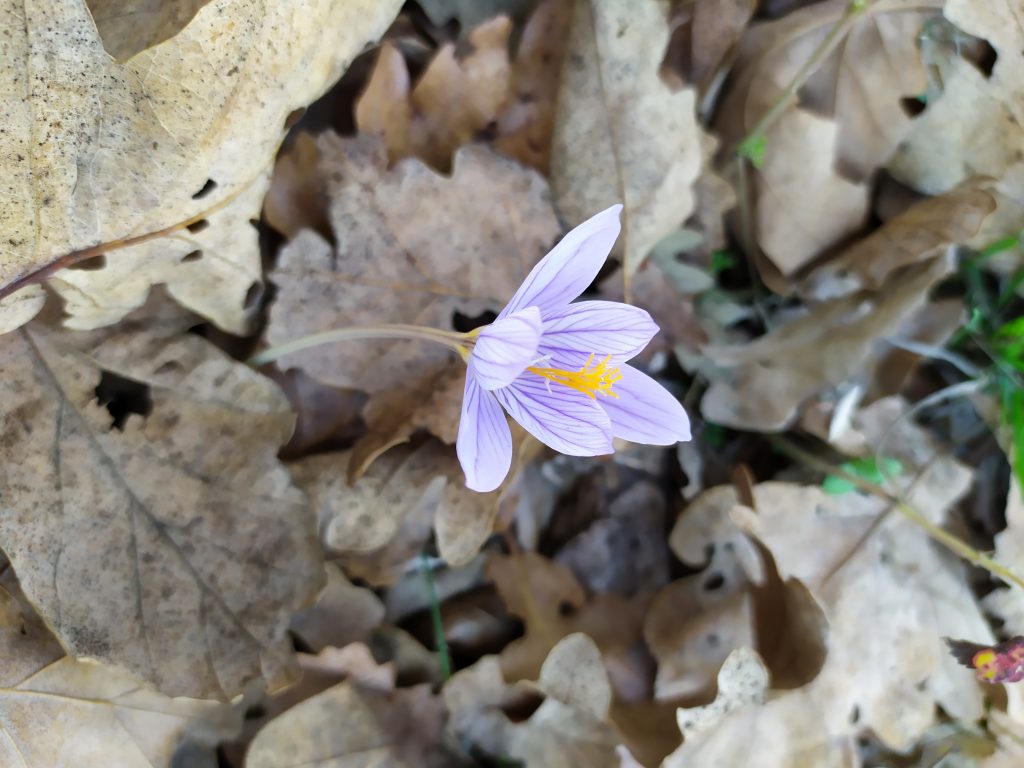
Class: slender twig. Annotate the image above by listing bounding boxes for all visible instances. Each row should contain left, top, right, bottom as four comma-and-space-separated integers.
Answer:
772, 437, 1024, 592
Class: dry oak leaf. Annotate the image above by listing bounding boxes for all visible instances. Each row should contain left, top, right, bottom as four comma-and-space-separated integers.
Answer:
0, 321, 322, 699
0, 0, 402, 333
550, 0, 702, 291
357, 17, 513, 171
246, 647, 453, 768
889, 0, 1024, 195
0, 574, 240, 768
701, 253, 953, 431
263, 132, 559, 463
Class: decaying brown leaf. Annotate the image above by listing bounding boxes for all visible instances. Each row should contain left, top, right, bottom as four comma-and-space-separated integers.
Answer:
84, 0, 209, 60
263, 132, 559, 468
716, 0, 942, 275
0, 0, 402, 333
0, 319, 322, 699
246, 644, 453, 768
701, 253, 953, 431
0, 574, 239, 767
293, 441, 498, 573
357, 18, 513, 171
550, 0, 703, 290
665, 0, 757, 97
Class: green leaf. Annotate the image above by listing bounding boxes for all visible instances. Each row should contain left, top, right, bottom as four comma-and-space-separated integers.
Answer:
737, 134, 767, 169
823, 456, 904, 495
711, 249, 738, 275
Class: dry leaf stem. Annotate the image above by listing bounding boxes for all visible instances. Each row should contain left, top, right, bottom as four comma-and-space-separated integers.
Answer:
772, 437, 1024, 592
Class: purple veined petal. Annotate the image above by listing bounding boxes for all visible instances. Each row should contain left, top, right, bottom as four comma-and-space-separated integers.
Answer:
457, 374, 513, 492
493, 373, 613, 457
499, 205, 623, 319
538, 300, 659, 364
468, 306, 542, 391
598, 364, 691, 445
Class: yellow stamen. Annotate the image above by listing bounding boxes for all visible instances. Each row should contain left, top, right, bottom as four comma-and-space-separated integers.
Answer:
527, 353, 621, 399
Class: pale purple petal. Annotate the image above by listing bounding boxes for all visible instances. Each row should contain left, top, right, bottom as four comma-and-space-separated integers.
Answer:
468, 307, 542, 390
457, 374, 513, 492
538, 301, 658, 364
499, 205, 623, 318
599, 364, 691, 445
494, 374, 613, 456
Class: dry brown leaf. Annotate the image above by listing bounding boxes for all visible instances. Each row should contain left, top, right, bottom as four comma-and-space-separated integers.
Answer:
665, 0, 756, 97
716, 0, 941, 276
488, 552, 646, 685
1, 0, 402, 333
263, 132, 559, 466
417, 0, 537, 31
293, 441, 498, 573
246, 654, 452, 768
492, 0, 574, 172
802, 177, 997, 298
444, 634, 622, 768
550, 0, 702, 290
289, 563, 385, 653
0, 574, 239, 767
754, 109, 870, 277
701, 254, 953, 431
84, 0, 209, 60
890, 1, 1024, 195
357, 18, 513, 171
0, 319, 322, 699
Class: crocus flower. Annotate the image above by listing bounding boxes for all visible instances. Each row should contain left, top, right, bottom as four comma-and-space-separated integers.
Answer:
457, 204, 691, 492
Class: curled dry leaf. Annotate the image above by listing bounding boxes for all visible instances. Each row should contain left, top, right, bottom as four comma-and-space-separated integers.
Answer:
551, 0, 702, 289
357, 18, 514, 171
246, 647, 452, 768
0, 575, 239, 768
0, 0, 402, 333
701, 253, 953, 431
716, 0, 941, 276
0, 321, 322, 699
292, 441, 498, 574
263, 132, 559, 467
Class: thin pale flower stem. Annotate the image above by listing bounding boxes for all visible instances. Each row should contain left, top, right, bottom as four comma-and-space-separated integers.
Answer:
772, 438, 1024, 592
247, 324, 471, 367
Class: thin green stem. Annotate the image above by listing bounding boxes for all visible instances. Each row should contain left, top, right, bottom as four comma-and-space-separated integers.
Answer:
737, 0, 876, 153
247, 324, 471, 367
772, 437, 1024, 592
420, 554, 452, 681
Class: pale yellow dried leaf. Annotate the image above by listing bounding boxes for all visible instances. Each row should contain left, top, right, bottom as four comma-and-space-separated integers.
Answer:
701, 254, 952, 430
0, 320, 322, 699
550, 0, 702, 289
890, 0, 1024, 195
981, 474, 1024, 647
0, 285, 46, 335
0, 577, 239, 768
671, 647, 768, 742
0, 0, 402, 333
755, 109, 869, 276
539, 633, 612, 719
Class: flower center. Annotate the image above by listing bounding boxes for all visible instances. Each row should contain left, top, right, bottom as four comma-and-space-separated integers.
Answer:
527, 353, 621, 399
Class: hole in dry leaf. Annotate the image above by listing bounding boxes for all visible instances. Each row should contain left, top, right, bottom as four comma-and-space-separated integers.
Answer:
68, 254, 107, 271
191, 179, 218, 200
706, 632, 720, 648
244, 281, 264, 311
180, 250, 202, 263
284, 108, 306, 130
500, 689, 545, 723
452, 309, 497, 333
703, 572, 725, 591
968, 39, 998, 79
244, 704, 267, 720
899, 97, 927, 118
95, 371, 153, 430
850, 705, 860, 724
557, 600, 577, 618
186, 219, 210, 234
